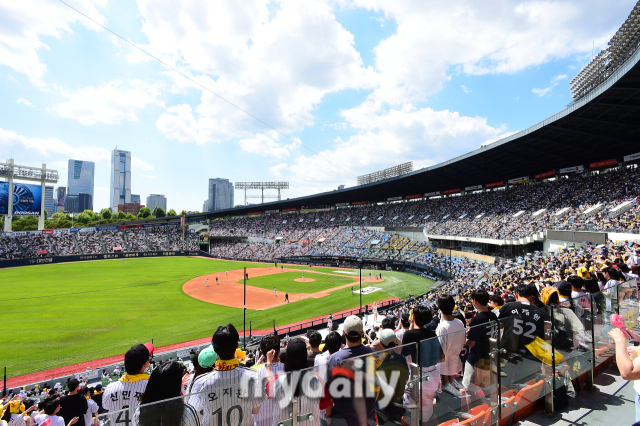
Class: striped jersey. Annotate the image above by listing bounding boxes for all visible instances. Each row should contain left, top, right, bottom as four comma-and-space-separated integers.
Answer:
253, 362, 285, 426
188, 367, 267, 426
102, 377, 149, 425
133, 402, 201, 426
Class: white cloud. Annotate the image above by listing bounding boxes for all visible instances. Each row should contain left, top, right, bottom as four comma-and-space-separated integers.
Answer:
532, 86, 554, 97
461, 85, 471, 94
17, 98, 35, 107
142, 174, 156, 179
352, 0, 627, 104
532, 73, 569, 97
52, 79, 163, 125
147, 0, 376, 144
551, 74, 568, 83
238, 133, 297, 160
269, 163, 288, 178
0, 126, 111, 163
132, 157, 154, 171
286, 102, 507, 188
0, 0, 106, 85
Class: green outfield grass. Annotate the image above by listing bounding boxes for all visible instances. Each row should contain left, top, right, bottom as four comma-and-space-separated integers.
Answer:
0, 257, 432, 378
240, 271, 355, 293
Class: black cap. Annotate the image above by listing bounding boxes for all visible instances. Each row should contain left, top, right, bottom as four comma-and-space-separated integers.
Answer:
124, 344, 150, 374
286, 339, 308, 366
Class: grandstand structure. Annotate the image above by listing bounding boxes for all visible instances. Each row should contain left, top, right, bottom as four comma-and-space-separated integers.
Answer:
2, 16, 640, 268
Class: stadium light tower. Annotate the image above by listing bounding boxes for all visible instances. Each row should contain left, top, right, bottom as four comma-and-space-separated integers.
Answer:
234, 182, 289, 205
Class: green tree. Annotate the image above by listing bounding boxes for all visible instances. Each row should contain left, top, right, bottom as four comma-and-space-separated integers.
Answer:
152, 206, 166, 218
44, 209, 48, 220
125, 213, 136, 220
137, 207, 152, 219
76, 212, 91, 224
117, 211, 127, 220
180, 210, 188, 215
167, 209, 177, 217
100, 208, 112, 220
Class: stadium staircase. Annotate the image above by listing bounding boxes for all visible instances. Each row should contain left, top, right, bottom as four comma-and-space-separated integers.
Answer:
12, 237, 29, 258
122, 230, 133, 252
97, 233, 108, 253
71, 233, 84, 255
44, 234, 58, 256
143, 229, 152, 250
167, 230, 176, 249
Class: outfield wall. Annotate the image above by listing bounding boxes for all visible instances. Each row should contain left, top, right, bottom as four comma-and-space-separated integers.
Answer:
0, 249, 211, 269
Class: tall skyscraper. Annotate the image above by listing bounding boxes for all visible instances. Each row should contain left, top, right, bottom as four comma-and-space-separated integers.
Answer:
146, 194, 167, 211
206, 178, 234, 212
131, 194, 141, 204
110, 149, 131, 212
67, 160, 95, 204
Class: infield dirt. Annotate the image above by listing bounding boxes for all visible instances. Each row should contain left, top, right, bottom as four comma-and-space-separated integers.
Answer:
182, 267, 383, 310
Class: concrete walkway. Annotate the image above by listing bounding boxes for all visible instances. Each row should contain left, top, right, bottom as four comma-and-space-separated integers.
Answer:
518, 363, 636, 426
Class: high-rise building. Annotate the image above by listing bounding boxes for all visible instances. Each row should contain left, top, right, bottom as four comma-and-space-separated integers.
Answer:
146, 194, 167, 211
206, 178, 234, 212
110, 149, 131, 212
45, 186, 54, 216
67, 160, 95, 207
65, 193, 93, 214
55, 187, 66, 210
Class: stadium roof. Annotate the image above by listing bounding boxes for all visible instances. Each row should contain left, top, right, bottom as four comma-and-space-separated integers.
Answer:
205, 44, 640, 219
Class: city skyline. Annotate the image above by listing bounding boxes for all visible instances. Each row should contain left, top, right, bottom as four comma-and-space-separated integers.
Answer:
1, 1, 635, 211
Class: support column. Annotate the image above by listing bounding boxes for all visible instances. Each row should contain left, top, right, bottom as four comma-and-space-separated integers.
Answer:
3, 159, 14, 232
38, 163, 46, 231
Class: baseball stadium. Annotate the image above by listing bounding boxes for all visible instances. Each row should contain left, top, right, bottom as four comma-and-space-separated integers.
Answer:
1, 2, 640, 426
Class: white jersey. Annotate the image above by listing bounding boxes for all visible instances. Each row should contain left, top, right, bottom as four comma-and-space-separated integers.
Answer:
102, 377, 149, 424
272, 373, 323, 426
133, 403, 201, 426
8, 413, 26, 426
253, 362, 285, 426
85, 397, 99, 426
33, 415, 64, 426
189, 367, 267, 426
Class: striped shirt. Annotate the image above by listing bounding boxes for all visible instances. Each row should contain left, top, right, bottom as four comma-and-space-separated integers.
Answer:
102, 378, 149, 425
133, 402, 201, 426
253, 362, 285, 426
271, 372, 324, 426
189, 367, 267, 426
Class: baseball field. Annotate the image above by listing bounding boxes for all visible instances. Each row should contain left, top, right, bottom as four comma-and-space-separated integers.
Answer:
0, 256, 433, 379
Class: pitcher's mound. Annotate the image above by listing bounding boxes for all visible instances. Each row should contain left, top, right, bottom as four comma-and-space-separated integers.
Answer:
294, 278, 316, 282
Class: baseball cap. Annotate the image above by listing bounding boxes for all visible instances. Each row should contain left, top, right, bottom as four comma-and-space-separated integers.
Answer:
124, 343, 152, 374
343, 315, 364, 337
379, 329, 396, 347
94, 384, 103, 392
286, 338, 308, 365
554, 280, 572, 294
198, 345, 217, 368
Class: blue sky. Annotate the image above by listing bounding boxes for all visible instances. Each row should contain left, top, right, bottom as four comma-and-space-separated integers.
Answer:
0, 0, 636, 211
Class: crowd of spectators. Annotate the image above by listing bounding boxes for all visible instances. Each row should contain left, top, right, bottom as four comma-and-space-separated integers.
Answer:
0, 225, 201, 261
3, 237, 636, 426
